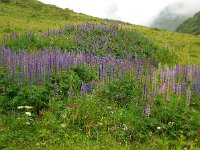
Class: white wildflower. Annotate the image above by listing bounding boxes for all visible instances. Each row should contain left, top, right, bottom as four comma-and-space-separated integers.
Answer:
17, 106, 24, 109
123, 124, 128, 131
25, 112, 31, 116
36, 143, 40, 146
97, 122, 103, 126
60, 124, 67, 128
149, 131, 152, 137
107, 106, 112, 110
26, 122, 30, 125
168, 122, 175, 126
61, 114, 67, 119
144, 105, 151, 117
24, 106, 33, 109
157, 127, 161, 130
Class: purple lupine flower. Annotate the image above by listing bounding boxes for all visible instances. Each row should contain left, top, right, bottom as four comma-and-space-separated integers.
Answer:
128, 52, 133, 62
11, 53, 16, 81
150, 90, 155, 104
176, 64, 181, 77
186, 86, 191, 107
68, 86, 73, 97
35, 60, 40, 85
144, 104, 151, 117
143, 82, 147, 100
135, 59, 140, 80
121, 64, 126, 76
81, 82, 87, 96
164, 79, 170, 102
102, 61, 107, 82
152, 72, 156, 92
160, 68, 165, 87
54, 81, 59, 96
28, 62, 33, 86
85, 83, 92, 93
47, 56, 52, 81
122, 51, 126, 59
181, 81, 186, 94
134, 52, 138, 63
193, 78, 199, 95
171, 70, 176, 93
99, 63, 103, 81
136, 98, 140, 108
91, 80, 95, 91
21, 63, 25, 85
41, 64, 45, 86
110, 63, 115, 78
177, 81, 182, 97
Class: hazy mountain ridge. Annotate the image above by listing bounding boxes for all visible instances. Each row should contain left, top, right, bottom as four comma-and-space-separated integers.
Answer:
176, 11, 200, 35
150, 2, 199, 31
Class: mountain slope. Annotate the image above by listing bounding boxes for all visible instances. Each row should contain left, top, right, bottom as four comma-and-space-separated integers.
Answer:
176, 11, 200, 35
150, 2, 198, 31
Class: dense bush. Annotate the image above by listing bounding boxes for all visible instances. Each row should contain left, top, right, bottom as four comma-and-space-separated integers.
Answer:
98, 77, 137, 105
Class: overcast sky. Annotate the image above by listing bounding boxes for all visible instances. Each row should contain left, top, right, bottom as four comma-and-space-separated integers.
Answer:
38, 0, 200, 26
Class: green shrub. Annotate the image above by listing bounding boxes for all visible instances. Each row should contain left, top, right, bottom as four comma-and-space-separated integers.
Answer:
98, 77, 136, 105
73, 66, 97, 82
12, 86, 50, 115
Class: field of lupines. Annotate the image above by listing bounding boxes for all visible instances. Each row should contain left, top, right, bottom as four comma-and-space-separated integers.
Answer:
0, 23, 200, 149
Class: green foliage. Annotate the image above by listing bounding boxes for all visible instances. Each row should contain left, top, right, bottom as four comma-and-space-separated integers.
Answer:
51, 70, 82, 97
1, 85, 50, 114
98, 77, 136, 105
13, 86, 50, 115
1, 91, 200, 149
73, 66, 97, 82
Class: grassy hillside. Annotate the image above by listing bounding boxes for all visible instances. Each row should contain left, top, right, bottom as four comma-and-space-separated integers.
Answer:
0, 0, 99, 39
0, 0, 200, 149
130, 25, 200, 64
176, 11, 200, 35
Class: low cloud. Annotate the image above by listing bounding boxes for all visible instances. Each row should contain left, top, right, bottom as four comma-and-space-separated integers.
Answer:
106, 2, 121, 20
168, 0, 200, 15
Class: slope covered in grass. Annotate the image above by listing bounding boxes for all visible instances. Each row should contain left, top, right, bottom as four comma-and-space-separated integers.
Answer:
0, 0, 200, 150
0, 0, 99, 39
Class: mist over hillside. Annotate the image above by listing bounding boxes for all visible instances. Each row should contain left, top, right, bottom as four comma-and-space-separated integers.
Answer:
150, 0, 200, 31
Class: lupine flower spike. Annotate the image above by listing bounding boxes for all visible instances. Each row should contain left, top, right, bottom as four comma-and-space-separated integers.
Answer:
144, 104, 151, 117
54, 81, 59, 96
186, 86, 191, 107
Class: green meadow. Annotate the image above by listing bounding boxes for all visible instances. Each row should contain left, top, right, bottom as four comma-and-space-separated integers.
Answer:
0, 0, 200, 149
